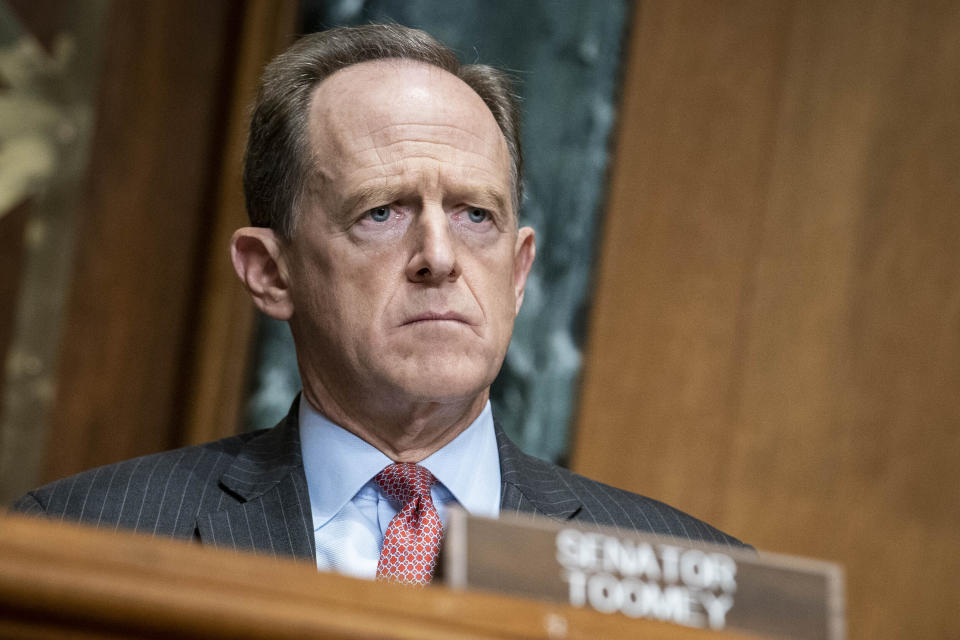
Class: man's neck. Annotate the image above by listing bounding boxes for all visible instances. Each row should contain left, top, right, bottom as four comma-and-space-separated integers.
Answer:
301, 386, 489, 463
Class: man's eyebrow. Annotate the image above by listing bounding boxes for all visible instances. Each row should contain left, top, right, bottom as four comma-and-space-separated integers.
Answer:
341, 184, 397, 214
468, 186, 509, 214
342, 184, 511, 215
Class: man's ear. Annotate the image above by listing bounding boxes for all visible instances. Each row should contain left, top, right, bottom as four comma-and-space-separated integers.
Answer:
230, 227, 294, 321
513, 226, 536, 315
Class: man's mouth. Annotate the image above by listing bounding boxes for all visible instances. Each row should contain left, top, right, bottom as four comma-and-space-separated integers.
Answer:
402, 311, 472, 326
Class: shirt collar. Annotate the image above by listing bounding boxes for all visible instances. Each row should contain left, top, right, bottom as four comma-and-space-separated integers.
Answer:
419, 402, 500, 519
299, 399, 501, 529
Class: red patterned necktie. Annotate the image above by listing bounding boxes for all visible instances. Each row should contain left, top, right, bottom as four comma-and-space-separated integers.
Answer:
374, 463, 443, 585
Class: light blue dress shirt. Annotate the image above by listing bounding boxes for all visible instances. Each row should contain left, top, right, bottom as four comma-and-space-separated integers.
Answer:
299, 398, 501, 579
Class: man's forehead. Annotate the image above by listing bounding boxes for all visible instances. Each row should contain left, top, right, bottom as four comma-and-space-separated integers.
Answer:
306, 60, 508, 166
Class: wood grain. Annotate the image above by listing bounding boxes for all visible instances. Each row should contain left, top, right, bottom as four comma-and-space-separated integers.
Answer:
573, 1, 960, 638
39, 1, 254, 481
180, 0, 297, 446
0, 514, 754, 640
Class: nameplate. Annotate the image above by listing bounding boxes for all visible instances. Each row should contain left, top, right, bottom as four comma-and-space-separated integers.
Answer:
443, 510, 844, 640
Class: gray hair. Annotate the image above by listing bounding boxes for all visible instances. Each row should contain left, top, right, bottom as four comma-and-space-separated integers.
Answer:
243, 24, 523, 238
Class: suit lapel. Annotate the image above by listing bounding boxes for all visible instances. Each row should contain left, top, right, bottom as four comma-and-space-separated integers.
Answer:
197, 409, 577, 556
197, 399, 315, 561
495, 422, 582, 522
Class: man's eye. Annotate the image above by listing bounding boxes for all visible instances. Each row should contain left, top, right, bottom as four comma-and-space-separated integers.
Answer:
467, 208, 489, 223
367, 206, 391, 222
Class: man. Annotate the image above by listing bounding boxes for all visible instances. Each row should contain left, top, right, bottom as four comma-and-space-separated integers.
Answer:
12, 24, 745, 583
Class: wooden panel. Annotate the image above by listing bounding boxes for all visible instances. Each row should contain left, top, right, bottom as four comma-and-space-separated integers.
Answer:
573, 1, 960, 639
181, 0, 297, 446
0, 201, 30, 420
574, 0, 793, 522
41, 1, 243, 480
0, 514, 754, 640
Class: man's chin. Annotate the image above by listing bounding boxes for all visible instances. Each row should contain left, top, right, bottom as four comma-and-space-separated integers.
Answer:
382, 363, 495, 405
399, 379, 490, 405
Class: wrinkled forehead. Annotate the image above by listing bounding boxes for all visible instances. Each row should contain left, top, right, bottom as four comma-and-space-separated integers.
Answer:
306, 60, 510, 183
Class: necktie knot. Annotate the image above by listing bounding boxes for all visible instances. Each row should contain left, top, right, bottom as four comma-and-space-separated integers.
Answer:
374, 462, 436, 505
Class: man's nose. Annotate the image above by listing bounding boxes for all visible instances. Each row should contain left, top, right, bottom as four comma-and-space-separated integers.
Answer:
405, 205, 460, 284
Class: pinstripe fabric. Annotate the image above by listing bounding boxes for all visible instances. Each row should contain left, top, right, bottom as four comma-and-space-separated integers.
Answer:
11, 399, 315, 562
10, 397, 747, 560
495, 422, 748, 548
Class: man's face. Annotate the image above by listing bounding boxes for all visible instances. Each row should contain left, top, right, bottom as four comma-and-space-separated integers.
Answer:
284, 60, 535, 411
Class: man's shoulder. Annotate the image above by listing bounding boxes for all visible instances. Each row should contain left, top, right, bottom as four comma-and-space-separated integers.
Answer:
10, 429, 267, 536
503, 446, 748, 549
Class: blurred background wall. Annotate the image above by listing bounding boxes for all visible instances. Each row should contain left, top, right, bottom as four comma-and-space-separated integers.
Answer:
1, 1, 958, 638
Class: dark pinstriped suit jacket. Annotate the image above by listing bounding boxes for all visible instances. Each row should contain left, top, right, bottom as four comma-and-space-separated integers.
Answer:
12, 398, 746, 558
